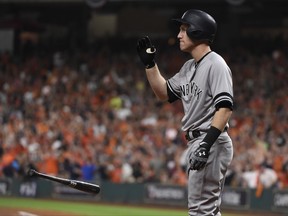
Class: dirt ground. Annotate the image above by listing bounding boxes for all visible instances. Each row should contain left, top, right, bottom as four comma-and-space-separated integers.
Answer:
0, 207, 80, 216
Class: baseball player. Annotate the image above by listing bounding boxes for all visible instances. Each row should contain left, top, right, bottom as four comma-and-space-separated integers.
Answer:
137, 9, 234, 216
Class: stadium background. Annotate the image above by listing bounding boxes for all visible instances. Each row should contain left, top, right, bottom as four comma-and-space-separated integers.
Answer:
0, 0, 288, 215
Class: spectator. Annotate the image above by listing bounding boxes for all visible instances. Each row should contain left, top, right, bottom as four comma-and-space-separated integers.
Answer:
81, 157, 97, 181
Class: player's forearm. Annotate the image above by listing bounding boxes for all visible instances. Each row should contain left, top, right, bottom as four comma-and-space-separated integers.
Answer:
211, 107, 232, 131
146, 64, 168, 101
200, 108, 232, 149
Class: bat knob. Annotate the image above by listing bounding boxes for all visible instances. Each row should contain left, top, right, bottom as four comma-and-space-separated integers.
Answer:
27, 169, 37, 177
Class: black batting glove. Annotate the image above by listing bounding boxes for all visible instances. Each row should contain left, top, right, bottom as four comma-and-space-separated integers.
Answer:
189, 142, 210, 171
137, 36, 156, 69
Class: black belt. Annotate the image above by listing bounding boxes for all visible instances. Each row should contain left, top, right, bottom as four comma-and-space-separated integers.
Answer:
185, 127, 228, 141
185, 130, 202, 141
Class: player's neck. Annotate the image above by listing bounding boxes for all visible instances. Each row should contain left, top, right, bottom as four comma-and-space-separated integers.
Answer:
191, 44, 211, 63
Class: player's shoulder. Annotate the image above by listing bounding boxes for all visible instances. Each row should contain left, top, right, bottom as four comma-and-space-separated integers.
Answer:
181, 58, 195, 70
183, 58, 195, 66
208, 52, 231, 74
208, 51, 227, 65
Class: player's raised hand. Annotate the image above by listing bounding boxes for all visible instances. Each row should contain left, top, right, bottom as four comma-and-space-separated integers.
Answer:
137, 36, 156, 69
189, 142, 210, 170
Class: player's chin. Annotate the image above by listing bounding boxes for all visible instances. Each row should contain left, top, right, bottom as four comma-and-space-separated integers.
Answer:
180, 46, 191, 53
179, 43, 189, 52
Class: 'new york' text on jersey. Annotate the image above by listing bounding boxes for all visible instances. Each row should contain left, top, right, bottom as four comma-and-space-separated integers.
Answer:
166, 51, 233, 132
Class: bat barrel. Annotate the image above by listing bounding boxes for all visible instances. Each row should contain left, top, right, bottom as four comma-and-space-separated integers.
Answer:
27, 169, 100, 194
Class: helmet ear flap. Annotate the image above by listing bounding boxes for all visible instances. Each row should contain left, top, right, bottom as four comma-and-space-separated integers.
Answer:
186, 27, 203, 40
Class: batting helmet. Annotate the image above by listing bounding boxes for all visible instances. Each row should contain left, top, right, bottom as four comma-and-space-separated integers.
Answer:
172, 9, 217, 43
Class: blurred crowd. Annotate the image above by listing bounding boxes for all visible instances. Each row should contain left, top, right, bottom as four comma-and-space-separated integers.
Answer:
0, 36, 287, 193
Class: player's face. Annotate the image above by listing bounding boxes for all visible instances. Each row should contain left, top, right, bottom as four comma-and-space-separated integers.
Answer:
177, 24, 194, 52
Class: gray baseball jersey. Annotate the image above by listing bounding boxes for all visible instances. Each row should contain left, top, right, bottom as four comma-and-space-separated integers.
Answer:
167, 51, 233, 132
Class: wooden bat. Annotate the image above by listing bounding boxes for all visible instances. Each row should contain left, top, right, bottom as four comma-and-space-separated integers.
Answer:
28, 169, 100, 194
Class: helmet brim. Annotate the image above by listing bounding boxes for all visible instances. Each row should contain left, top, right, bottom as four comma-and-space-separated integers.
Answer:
172, 18, 190, 24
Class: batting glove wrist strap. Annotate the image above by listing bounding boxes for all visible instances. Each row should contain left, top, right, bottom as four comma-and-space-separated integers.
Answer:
145, 60, 156, 69
137, 36, 156, 69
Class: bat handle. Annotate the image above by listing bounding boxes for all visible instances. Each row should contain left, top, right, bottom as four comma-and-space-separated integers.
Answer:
28, 169, 37, 177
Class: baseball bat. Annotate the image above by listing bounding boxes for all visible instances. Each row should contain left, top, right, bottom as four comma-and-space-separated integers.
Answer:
28, 169, 100, 194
